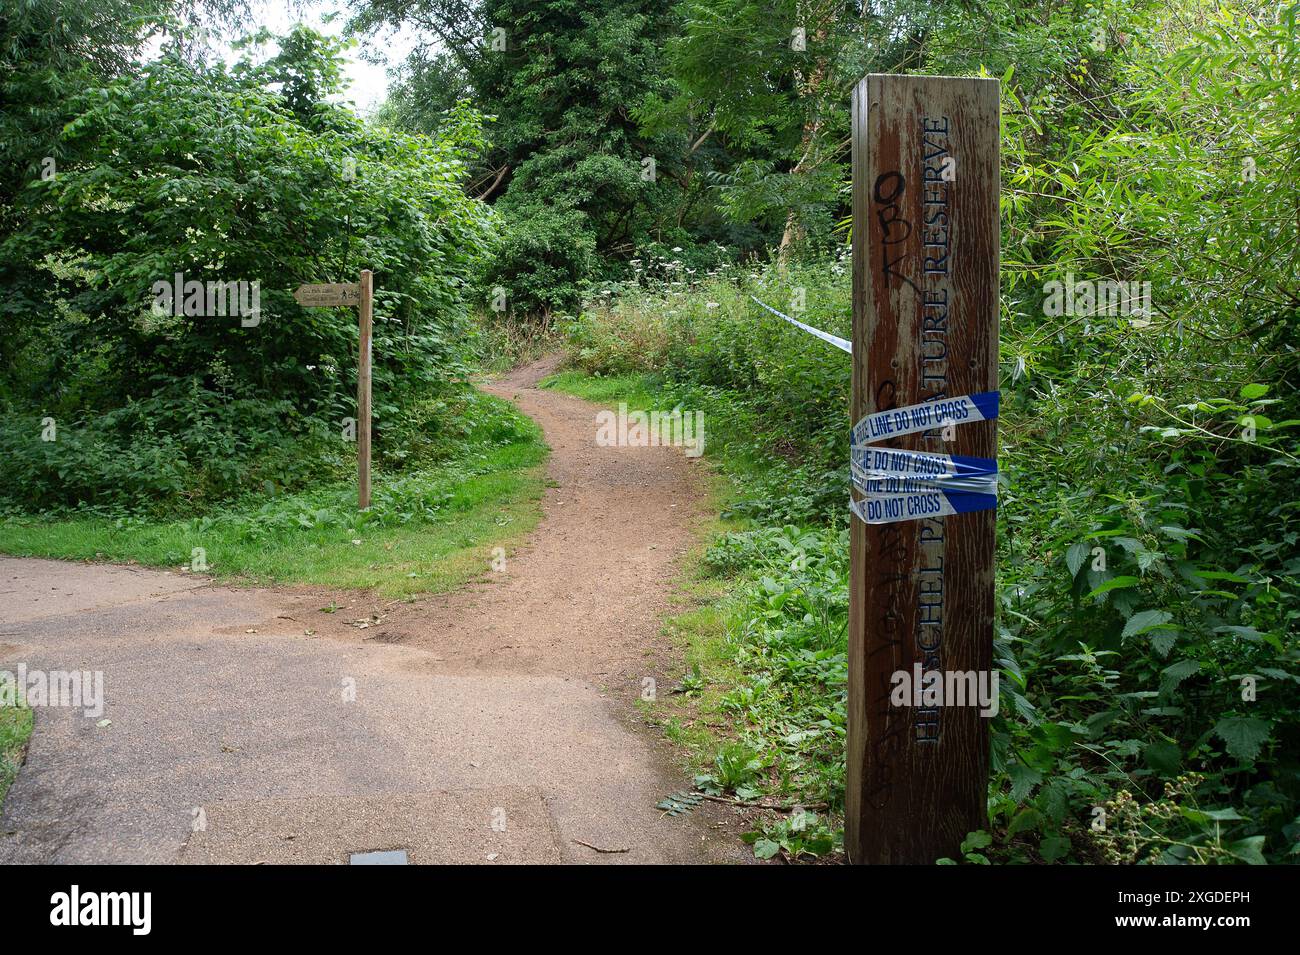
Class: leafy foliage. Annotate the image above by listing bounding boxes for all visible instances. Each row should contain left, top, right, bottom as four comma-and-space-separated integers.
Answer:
357, 0, 691, 312
1, 25, 497, 512
561, 16, 1300, 852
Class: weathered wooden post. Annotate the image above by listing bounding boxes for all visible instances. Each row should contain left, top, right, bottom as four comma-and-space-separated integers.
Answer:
846, 75, 1001, 864
293, 273, 372, 510
357, 269, 373, 510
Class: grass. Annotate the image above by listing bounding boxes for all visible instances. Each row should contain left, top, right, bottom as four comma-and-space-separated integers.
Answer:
0, 705, 34, 808
0, 392, 549, 598
545, 362, 849, 860
537, 370, 658, 408
474, 312, 565, 374
651, 596, 743, 772
544, 366, 753, 771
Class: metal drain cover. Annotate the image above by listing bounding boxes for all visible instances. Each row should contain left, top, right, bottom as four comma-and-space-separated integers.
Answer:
349, 850, 408, 865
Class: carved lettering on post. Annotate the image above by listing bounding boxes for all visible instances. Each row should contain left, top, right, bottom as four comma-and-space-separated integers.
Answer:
847, 74, 1000, 865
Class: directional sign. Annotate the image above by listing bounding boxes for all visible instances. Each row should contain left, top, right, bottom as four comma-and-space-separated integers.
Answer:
291, 274, 373, 510
294, 283, 361, 307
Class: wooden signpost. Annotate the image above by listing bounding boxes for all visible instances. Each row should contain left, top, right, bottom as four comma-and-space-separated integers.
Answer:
294, 270, 374, 510
357, 271, 373, 510
846, 75, 1000, 864
294, 282, 361, 307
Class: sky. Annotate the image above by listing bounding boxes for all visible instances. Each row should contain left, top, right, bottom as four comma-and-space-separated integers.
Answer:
149, 0, 422, 111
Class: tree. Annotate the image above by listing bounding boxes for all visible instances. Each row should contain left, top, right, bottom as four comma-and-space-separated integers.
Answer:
353, 0, 689, 316
0, 28, 496, 508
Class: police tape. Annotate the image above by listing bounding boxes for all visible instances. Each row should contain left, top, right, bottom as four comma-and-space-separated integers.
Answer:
850, 446, 997, 480
849, 486, 998, 525
749, 296, 852, 354
851, 466, 1000, 498
744, 301, 1001, 525
851, 391, 999, 447
848, 394, 1000, 525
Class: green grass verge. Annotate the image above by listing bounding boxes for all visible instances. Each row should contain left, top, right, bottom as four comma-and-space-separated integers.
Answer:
538, 370, 658, 408
546, 364, 847, 860
647, 577, 743, 773
0, 393, 549, 598
544, 369, 749, 768
0, 705, 34, 808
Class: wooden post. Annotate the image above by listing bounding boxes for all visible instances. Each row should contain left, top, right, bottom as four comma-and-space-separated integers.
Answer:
357, 269, 373, 511
846, 75, 1000, 864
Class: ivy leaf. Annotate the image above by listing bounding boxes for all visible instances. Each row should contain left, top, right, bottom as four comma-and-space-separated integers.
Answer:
1239, 383, 1268, 400
1226, 836, 1267, 865
1202, 807, 1246, 822
1212, 716, 1272, 761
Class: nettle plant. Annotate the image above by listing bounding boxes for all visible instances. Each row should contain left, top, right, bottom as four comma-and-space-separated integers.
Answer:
988, 382, 1298, 863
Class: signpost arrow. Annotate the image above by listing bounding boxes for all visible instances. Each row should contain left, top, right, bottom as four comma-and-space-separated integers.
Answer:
293, 282, 361, 308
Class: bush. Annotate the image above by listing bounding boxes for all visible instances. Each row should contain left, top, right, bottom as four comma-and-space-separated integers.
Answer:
0, 30, 498, 513
0, 385, 345, 515
562, 239, 1299, 862
477, 202, 596, 323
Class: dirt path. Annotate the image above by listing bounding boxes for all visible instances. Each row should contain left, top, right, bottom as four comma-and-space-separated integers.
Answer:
337, 354, 711, 681
0, 356, 745, 864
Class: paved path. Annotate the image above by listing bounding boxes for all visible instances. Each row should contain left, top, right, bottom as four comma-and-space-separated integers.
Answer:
0, 358, 742, 864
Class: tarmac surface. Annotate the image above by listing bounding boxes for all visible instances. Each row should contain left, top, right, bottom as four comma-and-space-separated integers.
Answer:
0, 357, 744, 864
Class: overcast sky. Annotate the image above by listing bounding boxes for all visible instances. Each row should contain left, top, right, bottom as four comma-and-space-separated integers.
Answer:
147, 0, 422, 111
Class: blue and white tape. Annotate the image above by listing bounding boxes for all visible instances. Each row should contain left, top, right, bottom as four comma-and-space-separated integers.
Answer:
851, 392, 999, 447
850, 446, 997, 480
848, 392, 1000, 526
749, 296, 852, 354
851, 467, 1000, 498
849, 486, 998, 525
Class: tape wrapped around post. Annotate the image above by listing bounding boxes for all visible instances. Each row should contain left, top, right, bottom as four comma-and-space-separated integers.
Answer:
849, 486, 998, 525
851, 391, 999, 448
850, 446, 997, 480
851, 467, 1000, 498
848, 392, 1001, 526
